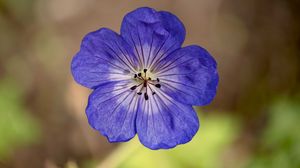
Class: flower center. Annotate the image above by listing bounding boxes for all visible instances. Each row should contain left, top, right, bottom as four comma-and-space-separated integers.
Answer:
130, 69, 161, 100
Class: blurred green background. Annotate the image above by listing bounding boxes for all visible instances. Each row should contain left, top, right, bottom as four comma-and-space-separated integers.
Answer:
0, 0, 299, 168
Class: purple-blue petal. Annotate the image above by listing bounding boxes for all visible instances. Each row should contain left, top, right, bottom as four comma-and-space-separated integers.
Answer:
155, 45, 219, 106
120, 7, 185, 68
86, 81, 139, 142
71, 28, 138, 89
157, 11, 185, 44
136, 91, 199, 149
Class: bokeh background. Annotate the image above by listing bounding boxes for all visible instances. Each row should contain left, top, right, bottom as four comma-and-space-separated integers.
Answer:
0, 0, 299, 168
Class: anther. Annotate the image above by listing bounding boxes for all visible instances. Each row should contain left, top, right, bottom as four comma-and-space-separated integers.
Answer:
157, 78, 160, 82
152, 92, 156, 95
137, 92, 142, 95
143, 69, 147, 73
155, 84, 161, 88
148, 77, 151, 80
130, 85, 137, 90
144, 93, 149, 100
138, 73, 142, 77
134, 74, 137, 78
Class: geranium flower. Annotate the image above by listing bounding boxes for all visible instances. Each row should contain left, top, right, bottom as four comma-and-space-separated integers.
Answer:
71, 7, 218, 149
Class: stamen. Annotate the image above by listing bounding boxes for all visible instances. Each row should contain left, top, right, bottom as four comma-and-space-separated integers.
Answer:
130, 85, 137, 90
143, 69, 147, 73
137, 92, 142, 95
148, 85, 156, 96
157, 78, 160, 82
137, 76, 144, 80
130, 82, 143, 92
144, 93, 149, 100
138, 73, 142, 77
134, 74, 137, 78
155, 84, 161, 88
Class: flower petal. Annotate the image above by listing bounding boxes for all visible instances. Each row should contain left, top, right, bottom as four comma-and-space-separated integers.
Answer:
86, 81, 139, 142
136, 90, 199, 149
71, 28, 139, 89
155, 45, 218, 106
120, 7, 185, 69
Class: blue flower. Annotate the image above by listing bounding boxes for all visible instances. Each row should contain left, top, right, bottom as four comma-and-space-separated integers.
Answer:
71, 7, 218, 150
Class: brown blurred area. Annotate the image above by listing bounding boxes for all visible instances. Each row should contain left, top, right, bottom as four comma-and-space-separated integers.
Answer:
0, 0, 299, 168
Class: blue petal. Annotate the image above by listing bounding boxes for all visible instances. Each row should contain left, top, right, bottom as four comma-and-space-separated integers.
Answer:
136, 90, 199, 150
86, 81, 139, 142
155, 45, 219, 106
71, 28, 139, 89
120, 7, 185, 69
